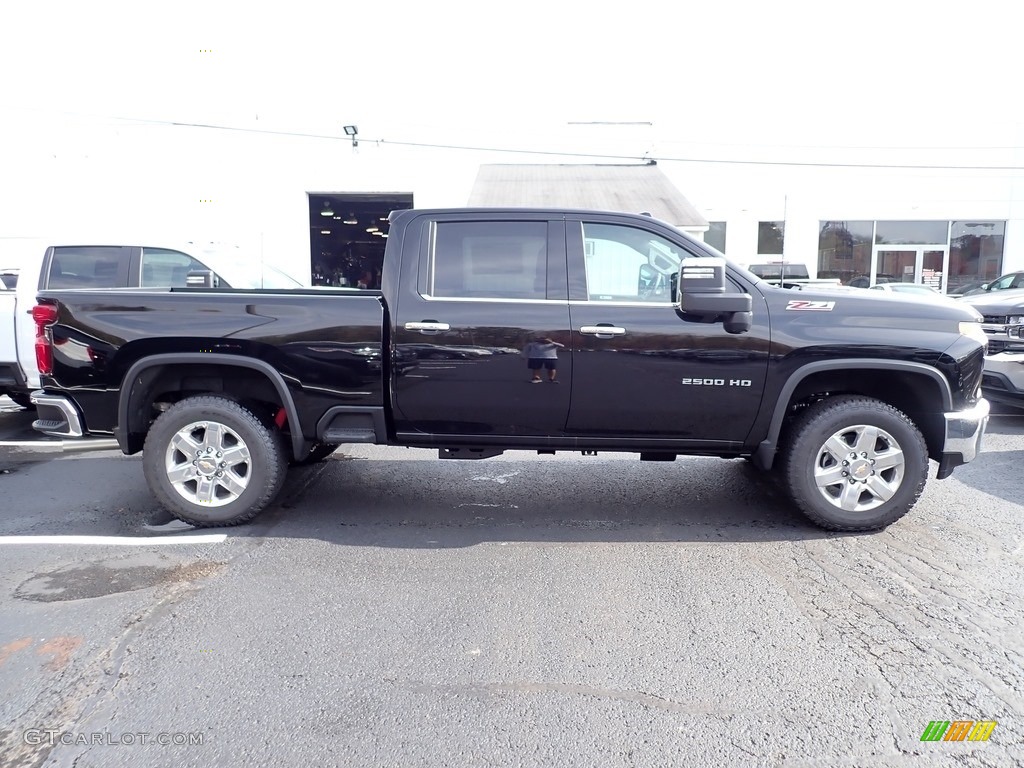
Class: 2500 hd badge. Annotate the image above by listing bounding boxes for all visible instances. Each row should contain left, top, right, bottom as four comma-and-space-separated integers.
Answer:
680, 378, 753, 386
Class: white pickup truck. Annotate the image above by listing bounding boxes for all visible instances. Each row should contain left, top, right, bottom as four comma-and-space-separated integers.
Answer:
0, 240, 304, 408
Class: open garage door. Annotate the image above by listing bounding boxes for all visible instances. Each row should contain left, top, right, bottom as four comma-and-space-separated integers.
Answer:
308, 192, 413, 288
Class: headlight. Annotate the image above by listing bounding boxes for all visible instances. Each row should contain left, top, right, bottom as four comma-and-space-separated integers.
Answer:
1008, 315, 1024, 324
959, 321, 989, 346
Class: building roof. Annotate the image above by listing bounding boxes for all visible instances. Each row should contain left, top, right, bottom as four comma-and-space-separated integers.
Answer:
467, 163, 708, 228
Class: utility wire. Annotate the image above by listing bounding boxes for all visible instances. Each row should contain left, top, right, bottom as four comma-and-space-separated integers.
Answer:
154, 121, 1024, 171
368, 138, 1024, 171
6, 107, 1024, 171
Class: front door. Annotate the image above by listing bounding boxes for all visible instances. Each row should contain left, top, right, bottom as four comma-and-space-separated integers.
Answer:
391, 216, 572, 438
872, 246, 948, 291
564, 219, 769, 444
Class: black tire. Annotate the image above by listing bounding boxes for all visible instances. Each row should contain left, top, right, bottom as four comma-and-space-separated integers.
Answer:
142, 396, 288, 527
780, 395, 928, 532
8, 392, 35, 410
290, 442, 339, 466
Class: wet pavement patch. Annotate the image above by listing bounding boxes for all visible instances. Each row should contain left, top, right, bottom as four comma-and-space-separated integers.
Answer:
14, 555, 224, 602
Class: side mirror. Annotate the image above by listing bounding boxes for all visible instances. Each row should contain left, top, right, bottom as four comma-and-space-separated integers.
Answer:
676, 257, 752, 334
185, 270, 216, 288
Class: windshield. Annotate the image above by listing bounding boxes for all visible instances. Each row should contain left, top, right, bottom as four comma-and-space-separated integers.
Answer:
140, 245, 307, 290
220, 260, 304, 289
190, 251, 305, 289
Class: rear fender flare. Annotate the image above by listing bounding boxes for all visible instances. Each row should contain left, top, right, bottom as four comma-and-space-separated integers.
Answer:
117, 353, 303, 457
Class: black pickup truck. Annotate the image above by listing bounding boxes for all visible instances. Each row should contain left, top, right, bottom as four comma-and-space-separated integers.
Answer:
30, 208, 990, 532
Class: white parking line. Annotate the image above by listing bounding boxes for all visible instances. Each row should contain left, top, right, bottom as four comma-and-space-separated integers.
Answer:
0, 534, 228, 546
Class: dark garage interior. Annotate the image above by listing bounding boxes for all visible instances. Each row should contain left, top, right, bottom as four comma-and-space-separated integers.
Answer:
308, 192, 413, 288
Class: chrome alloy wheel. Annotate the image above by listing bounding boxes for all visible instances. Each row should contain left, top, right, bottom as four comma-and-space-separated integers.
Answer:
812, 424, 905, 513
164, 420, 252, 507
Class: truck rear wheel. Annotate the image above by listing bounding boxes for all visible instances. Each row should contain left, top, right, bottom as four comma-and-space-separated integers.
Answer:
142, 396, 288, 527
780, 395, 928, 532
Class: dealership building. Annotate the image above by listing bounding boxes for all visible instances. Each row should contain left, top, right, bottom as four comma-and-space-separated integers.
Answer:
2, 115, 1021, 295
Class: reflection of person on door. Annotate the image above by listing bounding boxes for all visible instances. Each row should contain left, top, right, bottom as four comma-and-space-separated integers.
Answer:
522, 337, 564, 383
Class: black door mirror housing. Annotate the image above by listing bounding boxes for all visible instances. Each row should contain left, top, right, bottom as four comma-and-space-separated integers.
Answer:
185, 270, 216, 288
676, 257, 752, 333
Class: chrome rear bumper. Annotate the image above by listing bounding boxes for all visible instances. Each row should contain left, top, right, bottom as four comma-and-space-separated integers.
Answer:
30, 390, 85, 437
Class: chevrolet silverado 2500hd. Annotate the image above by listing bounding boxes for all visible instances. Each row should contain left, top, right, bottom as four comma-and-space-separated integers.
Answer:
30, 208, 990, 531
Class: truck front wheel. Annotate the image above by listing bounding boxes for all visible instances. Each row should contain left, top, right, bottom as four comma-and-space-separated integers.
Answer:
142, 396, 288, 527
780, 396, 928, 532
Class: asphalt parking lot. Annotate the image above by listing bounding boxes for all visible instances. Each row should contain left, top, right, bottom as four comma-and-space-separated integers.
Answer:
0, 396, 1022, 767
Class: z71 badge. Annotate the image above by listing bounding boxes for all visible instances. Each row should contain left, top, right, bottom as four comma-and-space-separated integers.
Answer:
786, 300, 836, 311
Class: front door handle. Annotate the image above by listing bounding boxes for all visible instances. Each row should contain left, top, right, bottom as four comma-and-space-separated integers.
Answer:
580, 325, 626, 338
405, 321, 450, 334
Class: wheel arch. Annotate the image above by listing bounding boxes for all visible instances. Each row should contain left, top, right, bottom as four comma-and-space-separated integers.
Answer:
753, 360, 952, 470
117, 353, 303, 459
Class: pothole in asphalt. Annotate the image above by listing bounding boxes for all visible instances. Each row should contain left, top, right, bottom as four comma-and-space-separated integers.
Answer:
14, 555, 224, 602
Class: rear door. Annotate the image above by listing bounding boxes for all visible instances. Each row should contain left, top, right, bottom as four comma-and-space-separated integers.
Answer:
564, 217, 769, 444
391, 213, 572, 439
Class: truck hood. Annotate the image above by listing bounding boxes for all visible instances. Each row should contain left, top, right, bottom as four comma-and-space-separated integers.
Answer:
956, 288, 1024, 315
766, 283, 983, 323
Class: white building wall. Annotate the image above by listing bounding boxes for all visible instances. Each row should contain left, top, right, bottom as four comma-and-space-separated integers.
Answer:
3, 110, 1024, 287
690, 165, 1024, 278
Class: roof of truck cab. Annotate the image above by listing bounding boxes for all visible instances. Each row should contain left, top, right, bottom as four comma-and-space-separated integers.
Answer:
465, 164, 708, 228
392, 206, 692, 228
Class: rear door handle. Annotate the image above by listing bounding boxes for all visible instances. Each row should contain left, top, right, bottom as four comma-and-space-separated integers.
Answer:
405, 321, 450, 333
579, 325, 626, 338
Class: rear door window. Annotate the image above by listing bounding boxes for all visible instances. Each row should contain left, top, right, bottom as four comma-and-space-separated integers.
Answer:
45, 247, 131, 289
428, 221, 548, 300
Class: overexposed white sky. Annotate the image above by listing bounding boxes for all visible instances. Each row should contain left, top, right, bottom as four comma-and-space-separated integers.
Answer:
2, 0, 1022, 216
4, 1, 1021, 146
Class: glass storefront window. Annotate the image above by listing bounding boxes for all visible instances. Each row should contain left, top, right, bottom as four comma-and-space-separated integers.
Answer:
874, 220, 948, 245
947, 221, 1005, 294
758, 221, 784, 255
817, 221, 873, 285
705, 222, 727, 253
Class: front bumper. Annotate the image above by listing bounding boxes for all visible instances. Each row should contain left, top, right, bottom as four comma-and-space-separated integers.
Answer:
935, 398, 990, 479
980, 349, 1024, 406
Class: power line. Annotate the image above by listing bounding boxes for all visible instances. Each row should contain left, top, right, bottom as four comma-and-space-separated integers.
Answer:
369, 138, 1024, 171
6, 106, 1024, 171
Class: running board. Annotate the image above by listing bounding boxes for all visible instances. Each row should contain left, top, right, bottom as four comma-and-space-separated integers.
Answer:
321, 427, 376, 444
